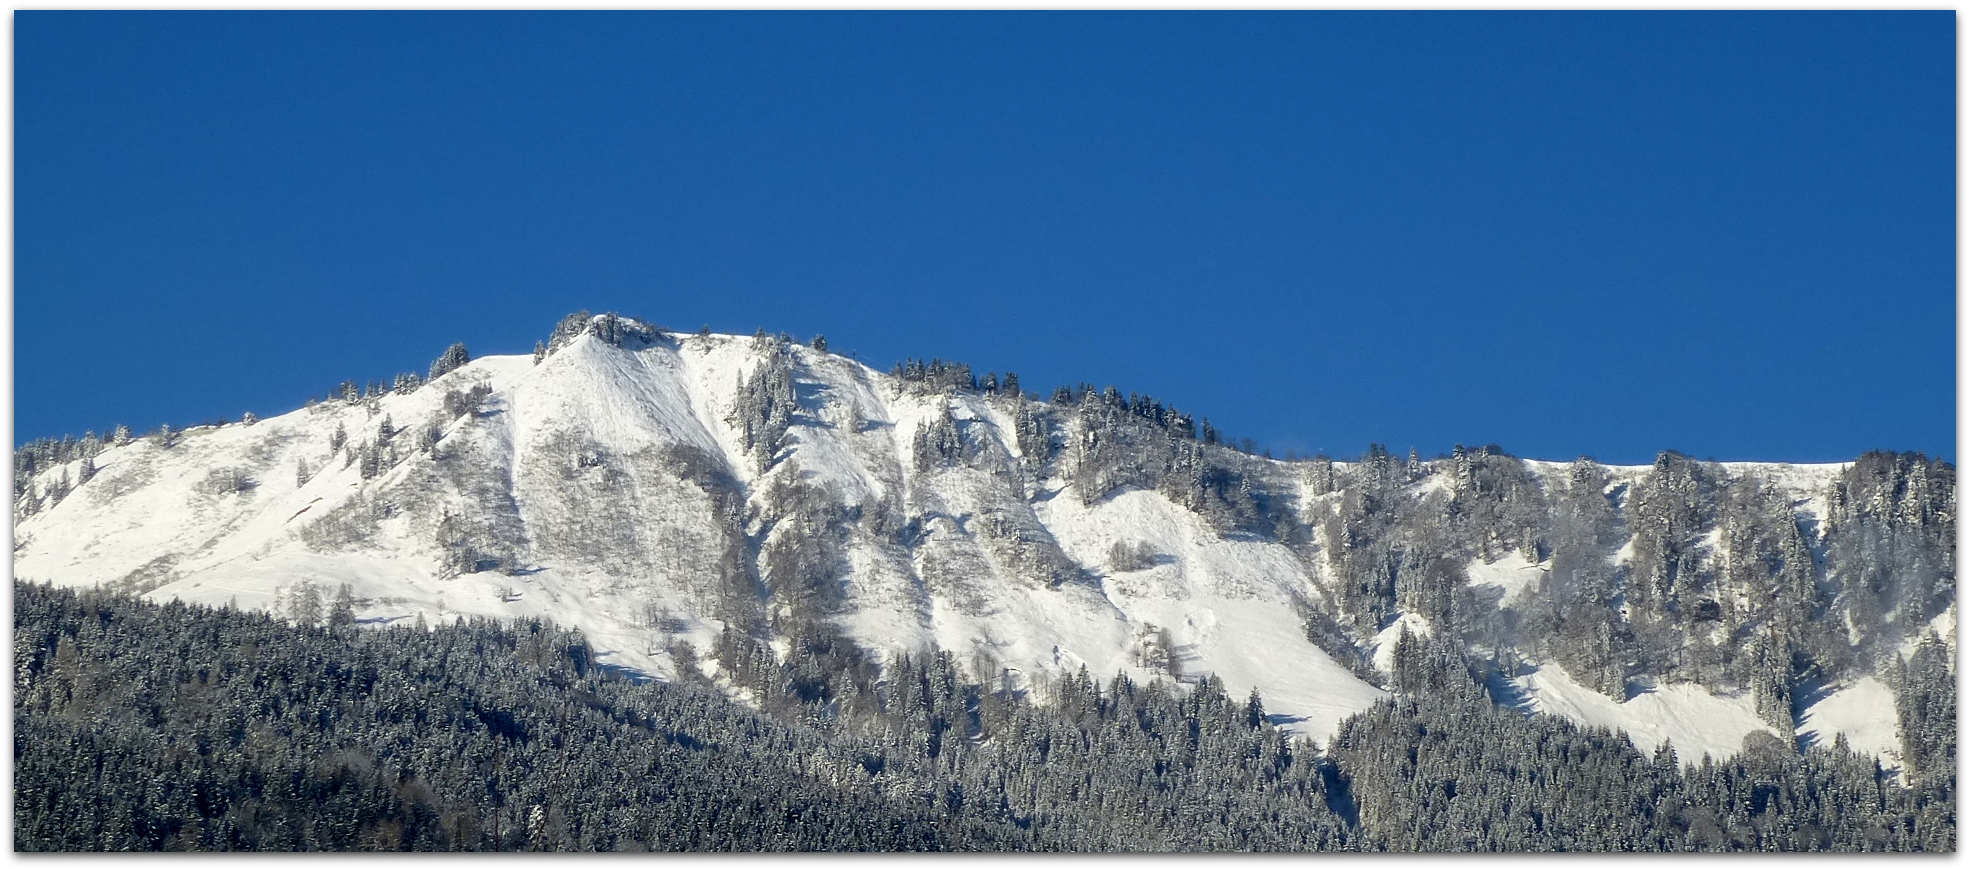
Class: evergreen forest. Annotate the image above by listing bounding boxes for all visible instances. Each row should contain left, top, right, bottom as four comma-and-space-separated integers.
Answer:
14, 580, 1953, 852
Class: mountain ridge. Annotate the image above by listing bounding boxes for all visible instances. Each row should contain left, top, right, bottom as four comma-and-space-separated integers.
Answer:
12, 311, 1955, 771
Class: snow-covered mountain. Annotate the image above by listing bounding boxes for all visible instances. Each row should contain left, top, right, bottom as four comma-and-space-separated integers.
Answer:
12, 313, 1953, 769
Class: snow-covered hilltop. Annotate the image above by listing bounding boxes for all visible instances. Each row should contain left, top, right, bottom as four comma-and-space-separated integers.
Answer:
12, 312, 1955, 771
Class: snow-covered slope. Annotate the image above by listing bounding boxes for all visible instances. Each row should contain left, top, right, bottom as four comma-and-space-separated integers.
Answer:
1797, 677, 1901, 764
10, 316, 1910, 763
15, 323, 1390, 741
1506, 664, 1779, 763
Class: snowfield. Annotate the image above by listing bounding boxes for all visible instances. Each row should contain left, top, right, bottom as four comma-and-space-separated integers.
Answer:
13, 318, 1902, 761
1796, 676, 1902, 767
1508, 664, 1779, 764
1463, 551, 1543, 609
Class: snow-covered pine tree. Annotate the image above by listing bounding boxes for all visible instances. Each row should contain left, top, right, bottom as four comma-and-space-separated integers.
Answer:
545, 310, 592, 354
429, 342, 471, 381
911, 403, 964, 472
328, 583, 356, 627
728, 355, 798, 470
288, 582, 323, 627
417, 417, 443, 455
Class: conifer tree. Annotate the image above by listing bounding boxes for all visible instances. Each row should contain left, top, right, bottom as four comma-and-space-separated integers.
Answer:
429, 342, 472, 380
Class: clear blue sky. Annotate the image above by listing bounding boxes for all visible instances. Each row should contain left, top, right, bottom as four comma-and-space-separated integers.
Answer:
16, 12, 1955, 464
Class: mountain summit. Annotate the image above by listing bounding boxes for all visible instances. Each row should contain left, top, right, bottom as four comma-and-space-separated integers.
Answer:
13, 311, 1955, 769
